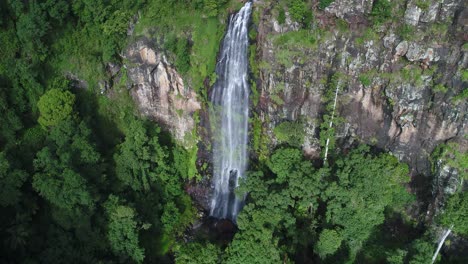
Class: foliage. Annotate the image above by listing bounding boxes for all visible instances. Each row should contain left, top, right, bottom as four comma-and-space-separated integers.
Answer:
432, 143, 468, 181
273, 121, 305, 147
37, 89, 76, 128
32, 119, 99, 211
415, 0, 430, 11
251, 114, 270, 162
397, 24, 414, 40
315, 229, 343, 258
288, 0, 313, 28
438, 192, 468, 236
462, 69, 468, 82
370, 0, 392, 25
407, 237, 434, 264
319, 0, 335, 10
175, 242, 221, 264
166, 35, 191, 74
0, 152, 28, 207
323, 145, 413, 260
105, 195, 145, 263
432, 83, 448, 93
230, 144, 414, 262
278, 7, 286, 25
273, 29, 316, 49
359, 74, 372, 87
114, 120, 167, 192
233, 148, 326, 260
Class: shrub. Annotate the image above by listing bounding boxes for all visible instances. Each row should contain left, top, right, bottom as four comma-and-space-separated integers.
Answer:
175, 38, 191, 74
273, 121, 305, 146
278, 7, 286, 25
288, 0, 313, 28
37, 89, 75, 128
315, 229, 342, 258
397, 24, 414, 40
359, 75, 372, 87
319, 0, 334, 10
370, 0, 392, 25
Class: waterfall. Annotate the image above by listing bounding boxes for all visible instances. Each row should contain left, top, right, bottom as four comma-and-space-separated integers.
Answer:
431, 225, 453, 264
209, 2, 252, 221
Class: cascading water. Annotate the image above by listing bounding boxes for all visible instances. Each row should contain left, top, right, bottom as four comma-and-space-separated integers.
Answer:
209, 2, 252, 221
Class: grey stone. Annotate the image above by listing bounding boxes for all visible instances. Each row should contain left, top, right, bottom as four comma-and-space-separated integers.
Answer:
124, 39, 201, 145
420, 2, 440, 23
325, 0, 373, 18
395, 41, 409, 57
405, 5, 422, 25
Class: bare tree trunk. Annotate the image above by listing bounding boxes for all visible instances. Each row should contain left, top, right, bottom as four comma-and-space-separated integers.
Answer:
323, 84, 339, 164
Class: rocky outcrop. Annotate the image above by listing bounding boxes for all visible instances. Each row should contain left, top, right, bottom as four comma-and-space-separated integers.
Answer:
431, 139, 467, 216
254, 0, 467, 176
325, 0, 373, 19
124, 39, 201, 144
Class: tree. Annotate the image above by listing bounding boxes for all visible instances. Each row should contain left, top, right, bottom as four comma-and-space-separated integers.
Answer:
315, 229, 342, 258
323, 145, 412, 260
105, 195, 145, 263
114, 120, 168, 192
408, 238, 433, 264
273, 121, 305, 147
438, 191, 468, 236
224, 226, 282, 264
175, 242, 221, 264
15, 0, 50, 60
0, 86, 23, 147
32, 119, 99, 211
231, 148, 326, 261
0, 152, 28, 206
37, 89, 76, 128
33, 149, 94, 210
288, 0, 312, 27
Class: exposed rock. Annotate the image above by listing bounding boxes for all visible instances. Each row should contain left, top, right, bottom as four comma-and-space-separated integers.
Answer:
66, 72, 88, 89
272, 11, 300, 33
430, 138, 467, 220
420, 2, 439, 23
255, 0, 467, 177
124, 39, 201, 145
383, 33, 397, 49
325, 0, 373, 19
404, 4, 422, 26
106, 62, 121, 77
395, 41, 409, 57
439, 0, 463, 22
98, 80, 109, 94
405, 43, 438, 64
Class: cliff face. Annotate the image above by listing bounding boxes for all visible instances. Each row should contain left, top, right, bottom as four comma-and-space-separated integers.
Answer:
254, 0, 467, 176
124, 39, 201, 145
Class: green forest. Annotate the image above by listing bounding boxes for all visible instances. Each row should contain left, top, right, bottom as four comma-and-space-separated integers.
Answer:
0, 0, 466, 263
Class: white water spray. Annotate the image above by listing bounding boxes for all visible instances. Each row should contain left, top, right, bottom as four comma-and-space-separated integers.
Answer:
210, 2, 252, 221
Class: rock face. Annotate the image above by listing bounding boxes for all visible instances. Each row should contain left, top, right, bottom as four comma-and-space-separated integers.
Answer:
254, 0, 467, 176
431, 139, 467, 216
124, 39, 201, 144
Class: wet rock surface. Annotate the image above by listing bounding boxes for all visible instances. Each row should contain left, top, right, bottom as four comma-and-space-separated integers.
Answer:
187, 216, 238, 245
